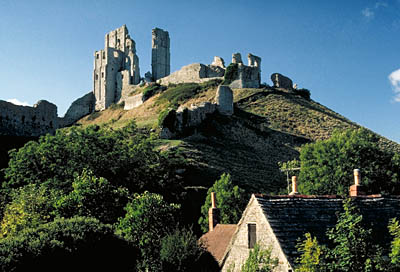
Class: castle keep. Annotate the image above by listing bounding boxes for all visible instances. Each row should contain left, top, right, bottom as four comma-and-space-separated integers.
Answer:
93, 25, 171, 111
93, 25, 141, 111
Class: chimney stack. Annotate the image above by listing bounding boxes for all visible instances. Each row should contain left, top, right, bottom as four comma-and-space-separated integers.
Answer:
289, 176, 299, 195
350, 169, 365, 197
208, 192, 220, 232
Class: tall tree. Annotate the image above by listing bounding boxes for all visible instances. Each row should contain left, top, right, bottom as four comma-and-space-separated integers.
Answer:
198, 173, 247, 233
297, 128, 400, 195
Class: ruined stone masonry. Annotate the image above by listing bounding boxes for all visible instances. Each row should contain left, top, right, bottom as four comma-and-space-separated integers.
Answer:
271, 73, 293, 90
160, 85, 234, 139
0, 100, 59, 137
152, 28, 170, 81
93, 25, 141, 111
229, 53, 261, 89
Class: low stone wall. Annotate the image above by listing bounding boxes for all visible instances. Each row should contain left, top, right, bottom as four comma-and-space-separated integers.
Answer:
271, 73, 293, 89
0, 100, 59, 136
124, 93, 144, 110
157, 63, 225, 85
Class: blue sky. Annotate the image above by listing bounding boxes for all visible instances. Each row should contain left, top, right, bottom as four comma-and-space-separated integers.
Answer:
0, 0, 399, 143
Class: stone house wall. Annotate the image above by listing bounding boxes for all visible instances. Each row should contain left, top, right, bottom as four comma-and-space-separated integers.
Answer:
221, 195, 291, 272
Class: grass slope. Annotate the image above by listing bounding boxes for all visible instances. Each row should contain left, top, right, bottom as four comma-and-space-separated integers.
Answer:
76, 84, 400, 194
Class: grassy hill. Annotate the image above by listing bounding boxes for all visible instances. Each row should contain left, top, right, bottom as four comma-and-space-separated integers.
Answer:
77, 82, 400, 194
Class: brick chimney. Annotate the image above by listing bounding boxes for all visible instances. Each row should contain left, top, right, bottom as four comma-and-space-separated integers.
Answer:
289, 176, 299, 195
208, 192, 220, 231
350, 169, 365, 196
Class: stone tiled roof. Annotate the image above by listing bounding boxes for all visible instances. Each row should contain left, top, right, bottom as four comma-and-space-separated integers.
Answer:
200, 224, 237, 263
254, 194, 400, 267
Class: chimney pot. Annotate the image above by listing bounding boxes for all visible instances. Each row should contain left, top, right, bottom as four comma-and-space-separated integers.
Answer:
208, 192, 220, 231
350, 169, 365, 197
289, 176, 299, 195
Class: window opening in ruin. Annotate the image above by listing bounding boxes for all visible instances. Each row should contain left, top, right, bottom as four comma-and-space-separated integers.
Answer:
95, 74, 99, 80
117, 39, 120, 44
248, 223, 256, 249
102, 72, 104, 78
103, 52, 105, 59
96, 54, 99, 59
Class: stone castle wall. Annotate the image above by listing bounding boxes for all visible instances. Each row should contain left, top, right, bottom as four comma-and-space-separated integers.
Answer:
158, 63, 225, 85
0, 100, 59, 137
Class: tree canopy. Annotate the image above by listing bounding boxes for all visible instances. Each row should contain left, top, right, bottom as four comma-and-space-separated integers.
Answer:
297, 128, 400, 195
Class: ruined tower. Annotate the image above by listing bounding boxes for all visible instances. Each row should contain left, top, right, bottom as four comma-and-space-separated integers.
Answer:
151, 28, 170, 81
93, 25, 140, 111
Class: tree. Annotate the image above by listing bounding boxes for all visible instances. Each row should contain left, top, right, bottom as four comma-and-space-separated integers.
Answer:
297, 128, 400, 195
389, 218, 400, 268
160, 227, 219, 272
240, 243, 278, 272
296, 198, 386, 272
115, 192, 180, 271
198, 173, 247, 233
54, 169, 130, 224
296, 233, 325, 272
3, 122, 185, 200
0, 184, 59, 238
0, 216, 137, 272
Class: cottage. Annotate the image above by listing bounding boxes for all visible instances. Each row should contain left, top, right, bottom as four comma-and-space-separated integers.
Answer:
201, 171, 400, 272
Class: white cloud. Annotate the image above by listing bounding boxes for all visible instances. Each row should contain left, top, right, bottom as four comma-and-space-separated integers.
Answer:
389, 69, 400, 102
362, 7, 375, 19
6, 98, 30, 106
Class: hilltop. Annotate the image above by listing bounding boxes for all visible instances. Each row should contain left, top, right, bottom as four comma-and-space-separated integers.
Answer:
76, 81, 400, 194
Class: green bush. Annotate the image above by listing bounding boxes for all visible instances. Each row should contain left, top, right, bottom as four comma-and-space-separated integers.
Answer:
0, 216, 137, 272
240, 243, 279, 272
109, 102, 124, 110
115, 192, 180, 271
142, 83, 166, 100
294, 88, 311, 99
86, 111, 101, 120
222, 63, 239, 85
160, 227, 219, 272
54, 169, 130, 224
297, 128, 400, 195
158, 108, 176, 129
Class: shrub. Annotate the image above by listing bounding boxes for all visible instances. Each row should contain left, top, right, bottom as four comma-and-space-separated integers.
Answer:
294, 88, 311, 99
0, 217, 137, 272
87, 111, 101, 120
115, 192, 180, 271
142, 83, 166, 100
158, 108, 176, 129
160, 227, 218, 272
240, 243, 279, 272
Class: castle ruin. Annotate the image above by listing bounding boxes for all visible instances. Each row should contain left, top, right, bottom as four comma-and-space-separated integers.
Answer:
93, 25, 141, 111
151, 28, 170, 81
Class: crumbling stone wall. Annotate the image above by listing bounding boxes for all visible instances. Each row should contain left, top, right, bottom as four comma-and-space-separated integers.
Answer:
61, 92, 95, 126
152, 28, 170, 81
93, 25, 140, 111
158, 63, 225, 85
0, 100, 59, 136
160, 85, 233, 139
228, 53, 261, 89
271, 73, 293, 89
124, 93, 144, 110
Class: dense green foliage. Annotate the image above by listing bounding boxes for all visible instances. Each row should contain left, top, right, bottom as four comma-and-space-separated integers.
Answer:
3, 122, 184, 199
54, 169, 130, 224
0, 216, 137, 272
222, 63, 239, 85
389, 218, 400, 268
142, 83, 166, 100
296, 199, 387, 272
115, 192, 180, 271
160, 227, 219, 272
296, 233, 324, 272
0, 184, 59, 238
239, 244, 279, 272
198, 173, 247, 233
297, 128, 400, 195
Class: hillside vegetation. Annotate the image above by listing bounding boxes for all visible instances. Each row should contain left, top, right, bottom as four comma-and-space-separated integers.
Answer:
76, 82, 400, 194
